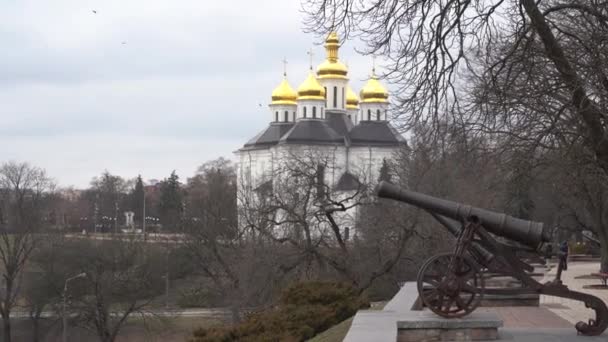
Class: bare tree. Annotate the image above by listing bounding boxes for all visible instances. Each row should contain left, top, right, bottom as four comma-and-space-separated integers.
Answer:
0, 161, 53, 342
55, 238, 164, 342
182, 159, 281, 322
303, 0, 608, 269
239, 149, 420, 294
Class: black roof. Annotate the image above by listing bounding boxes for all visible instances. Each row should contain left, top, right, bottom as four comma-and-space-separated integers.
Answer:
279, 119, 343, 144
325, 111, 353, 138
241, 114, 406, 150
349, 121, 407, 146
243, 123, 294, 149
334, 172, 361, 191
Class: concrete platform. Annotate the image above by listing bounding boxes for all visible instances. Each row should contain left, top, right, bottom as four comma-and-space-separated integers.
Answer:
343, 281, 591, 341
397, 311, 502, 341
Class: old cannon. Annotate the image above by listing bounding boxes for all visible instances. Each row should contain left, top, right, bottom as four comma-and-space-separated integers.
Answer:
376, 181, 608, 336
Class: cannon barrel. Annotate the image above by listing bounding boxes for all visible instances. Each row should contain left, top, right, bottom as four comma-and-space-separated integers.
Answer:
376, 181, 550, 249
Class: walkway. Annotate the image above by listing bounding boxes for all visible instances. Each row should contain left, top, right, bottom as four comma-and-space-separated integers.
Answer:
539, 261, 608, 325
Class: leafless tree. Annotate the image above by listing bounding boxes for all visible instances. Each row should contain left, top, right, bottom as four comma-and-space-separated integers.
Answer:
0, 161, 53, 342
302, 0, 608, 269
239, 149, 421, 294
55, 238, 164, 342
182, 158, 281, 322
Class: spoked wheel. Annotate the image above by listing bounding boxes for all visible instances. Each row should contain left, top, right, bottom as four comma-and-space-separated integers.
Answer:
416, 252, 484, 318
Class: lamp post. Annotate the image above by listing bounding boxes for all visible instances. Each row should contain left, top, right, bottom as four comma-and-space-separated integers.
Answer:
143, 188, 146, 240
63, 272, 86, 342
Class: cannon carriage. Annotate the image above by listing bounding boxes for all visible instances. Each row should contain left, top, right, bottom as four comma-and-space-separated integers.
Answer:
376, 181, 608, 336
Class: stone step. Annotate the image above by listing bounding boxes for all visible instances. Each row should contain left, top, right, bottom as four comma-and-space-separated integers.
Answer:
397, 311, 503, 341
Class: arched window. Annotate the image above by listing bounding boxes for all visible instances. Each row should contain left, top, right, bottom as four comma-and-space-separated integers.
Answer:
275, 111, 278, 122
321, 107, 324, 117
324, 87, 328, 106
284, 111, 288, 122
341, 88, 345, 109
303, 106, 307, 118
367, 109, 371, 121
377, 109, 381, 120
333, 86, 337, 108
293, 111, 296, 121
312, 106, 317, 118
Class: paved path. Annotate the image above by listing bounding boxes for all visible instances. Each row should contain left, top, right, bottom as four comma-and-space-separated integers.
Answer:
539, 261, 608, 325
477, 307, 571, 329
10, 307, 230, 319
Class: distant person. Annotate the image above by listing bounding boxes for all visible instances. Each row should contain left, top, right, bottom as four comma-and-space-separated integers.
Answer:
559, 241, 569, 271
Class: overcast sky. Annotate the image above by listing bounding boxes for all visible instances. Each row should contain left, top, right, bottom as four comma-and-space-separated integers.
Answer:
0, 0, 379, 188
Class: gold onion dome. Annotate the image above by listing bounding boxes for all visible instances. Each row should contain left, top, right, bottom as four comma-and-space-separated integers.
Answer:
317, 32, 348, 79
360, 71, 389, 103
271, 76, 297, 105
346, 86, 359, 109
297, 72, 326, 101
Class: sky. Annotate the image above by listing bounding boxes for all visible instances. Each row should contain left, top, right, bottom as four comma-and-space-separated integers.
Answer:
0, 0, 379, 188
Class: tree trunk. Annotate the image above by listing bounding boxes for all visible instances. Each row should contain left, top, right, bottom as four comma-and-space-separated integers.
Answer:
2, 314, 10, 342
597, 230, 608, 273
230, 303, 241, 324
31, 317, 39, 342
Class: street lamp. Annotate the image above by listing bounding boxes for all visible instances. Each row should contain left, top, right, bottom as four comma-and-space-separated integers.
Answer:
63, 272, 86, 342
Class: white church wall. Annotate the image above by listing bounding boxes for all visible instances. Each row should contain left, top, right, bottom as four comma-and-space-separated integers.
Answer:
348, 146, 398, 184
318, 78, 348, 111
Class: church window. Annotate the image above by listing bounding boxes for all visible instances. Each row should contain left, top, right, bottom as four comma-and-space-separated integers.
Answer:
341, 88, 345, 108
377, 109, 381, 120
284, 111, 288, 122
275, 111, 278, 122
324, 87, 327, 106
293, 111, 296, 121
348, 114, 351, 121
333, 86, 337, 108
303, 106, 307, 118
367, 109, 371, 121
321, 107, 324, 117
313, 106, 317, 118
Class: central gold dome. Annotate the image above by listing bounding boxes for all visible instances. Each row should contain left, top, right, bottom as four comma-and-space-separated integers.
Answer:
360, 73, 389, 103
297, 72, 326, 101
316, 31, 348, 80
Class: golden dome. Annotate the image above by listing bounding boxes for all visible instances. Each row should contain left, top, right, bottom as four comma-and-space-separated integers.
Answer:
271, 76, 297, 105
346, 86, 359, 109
360, 72, 389, 103
316, 31, 348, 80
297, 72, 326, 101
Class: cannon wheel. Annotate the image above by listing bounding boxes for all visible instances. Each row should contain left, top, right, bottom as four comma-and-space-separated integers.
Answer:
417, 252, 485, 318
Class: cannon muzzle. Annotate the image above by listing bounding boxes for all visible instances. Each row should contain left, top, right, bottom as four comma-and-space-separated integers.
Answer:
376, 181, 549, 249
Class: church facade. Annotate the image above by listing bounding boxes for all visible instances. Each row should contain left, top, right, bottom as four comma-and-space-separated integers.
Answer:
236, 32, 406, 236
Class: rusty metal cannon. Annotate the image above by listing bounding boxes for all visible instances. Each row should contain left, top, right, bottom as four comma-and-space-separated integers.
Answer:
376, 181, 608, 336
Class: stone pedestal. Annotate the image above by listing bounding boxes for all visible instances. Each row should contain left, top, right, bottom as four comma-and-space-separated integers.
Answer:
397, 312, 503, 342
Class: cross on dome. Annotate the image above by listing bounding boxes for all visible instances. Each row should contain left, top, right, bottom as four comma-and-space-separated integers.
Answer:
282, 57, 288, 76
306, 48, 314, 70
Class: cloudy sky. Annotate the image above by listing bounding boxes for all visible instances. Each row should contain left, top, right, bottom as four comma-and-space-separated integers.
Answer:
0, 0, 378, 188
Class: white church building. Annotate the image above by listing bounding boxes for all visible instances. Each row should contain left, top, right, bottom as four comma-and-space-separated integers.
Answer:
236, 32, 406, 237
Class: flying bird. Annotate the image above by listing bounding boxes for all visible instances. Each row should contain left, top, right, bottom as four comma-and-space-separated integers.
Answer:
92, 10, 97, 14
121, 41, 127, 45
